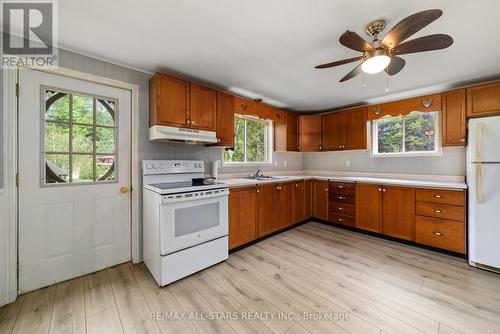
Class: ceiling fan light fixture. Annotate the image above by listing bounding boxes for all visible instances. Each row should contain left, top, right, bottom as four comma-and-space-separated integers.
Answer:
361, 53, 391, 74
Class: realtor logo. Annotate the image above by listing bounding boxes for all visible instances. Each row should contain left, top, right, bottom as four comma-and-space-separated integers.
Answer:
1, 0, 58, 68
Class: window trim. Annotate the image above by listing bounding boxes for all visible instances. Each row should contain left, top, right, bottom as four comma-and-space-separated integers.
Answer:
222, 114, 274, 166
371, 111, 442, 158
40, 85, 119, 187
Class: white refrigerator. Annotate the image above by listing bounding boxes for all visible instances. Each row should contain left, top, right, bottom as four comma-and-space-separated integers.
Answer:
467, 116, 500, 272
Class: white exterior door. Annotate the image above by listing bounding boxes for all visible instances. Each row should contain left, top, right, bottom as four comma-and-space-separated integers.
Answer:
18, 69, 132, 293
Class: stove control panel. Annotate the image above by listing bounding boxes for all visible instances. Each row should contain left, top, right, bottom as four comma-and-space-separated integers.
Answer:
142, 160, 204, 175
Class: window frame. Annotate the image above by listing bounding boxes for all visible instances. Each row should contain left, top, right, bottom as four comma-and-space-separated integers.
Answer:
222, 114, 274, 166
40, 85, 120, 187
371, 111, 442, 158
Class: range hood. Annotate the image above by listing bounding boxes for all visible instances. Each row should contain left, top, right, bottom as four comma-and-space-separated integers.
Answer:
149, 125, 217, 144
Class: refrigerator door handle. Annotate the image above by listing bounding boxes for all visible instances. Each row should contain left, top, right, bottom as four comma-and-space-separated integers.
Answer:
476, 123, 483, 163
476, 163, 483, 204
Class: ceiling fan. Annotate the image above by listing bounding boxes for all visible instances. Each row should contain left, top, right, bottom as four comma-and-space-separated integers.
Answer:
315, 9, 453, 82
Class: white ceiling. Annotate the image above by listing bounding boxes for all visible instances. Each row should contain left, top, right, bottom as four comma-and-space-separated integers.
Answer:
58, 0, 500, 112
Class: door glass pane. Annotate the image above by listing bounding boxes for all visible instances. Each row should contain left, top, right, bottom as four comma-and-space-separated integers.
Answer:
45, 154, 70, 183
96, 99, 115, 126
72, 155, 94, 182
246, 119, 266, 162
377, 116, 403, 153
72, 125, 94, 153
175, 202, 220, 237
45, 91, 69, 121
96, 127, 115, 153
96, 155, 115, 181
404, 112, 436, 152
72, 94, 93, 124
45, 123, 69, 152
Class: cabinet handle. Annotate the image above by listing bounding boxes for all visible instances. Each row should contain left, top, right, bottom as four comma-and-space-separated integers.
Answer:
460, 138, 466, 143
337, 196, 346, 200
186, 119, 191, 125
434, 209, 444, 214
338, 207, 345, 211
378, 188, 382, 192
295, 184, 299, 187
382, 189, 386, 192
433, 194, 443, 198
338, 218, 345, 222
217, 138, 221, 143
324, 188, 328, 192
337, 185, 344, 189
432, 231, 443, 237
256, 189, 260, 193
319, 146, 323, 150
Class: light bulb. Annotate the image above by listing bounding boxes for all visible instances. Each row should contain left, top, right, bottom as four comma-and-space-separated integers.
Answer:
361, 55, 391, 74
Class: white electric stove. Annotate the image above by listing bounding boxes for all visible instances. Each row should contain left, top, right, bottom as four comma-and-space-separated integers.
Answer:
142, 160, 229, 286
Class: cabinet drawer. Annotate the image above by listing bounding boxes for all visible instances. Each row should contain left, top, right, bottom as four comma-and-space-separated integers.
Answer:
415, 216, 465, 254
328, 203, 355, 216
416, 188, 465, 206
416, 202, 465, 222
329, 181, 355, 194
328, 213, 355, 227
329, 193, 355, 205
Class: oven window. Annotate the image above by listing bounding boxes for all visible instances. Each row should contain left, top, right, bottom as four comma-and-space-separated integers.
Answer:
174, 202, 220, 237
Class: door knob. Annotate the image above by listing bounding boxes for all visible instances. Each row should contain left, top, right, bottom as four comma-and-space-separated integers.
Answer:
120, 186, 129, 194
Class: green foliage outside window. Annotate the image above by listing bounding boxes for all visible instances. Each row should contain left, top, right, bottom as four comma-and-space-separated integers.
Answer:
224, 116, 270, 163
375, 111, 438, 154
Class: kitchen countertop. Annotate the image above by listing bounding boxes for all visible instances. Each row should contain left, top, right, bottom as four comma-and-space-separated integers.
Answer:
220, 174, 467, 190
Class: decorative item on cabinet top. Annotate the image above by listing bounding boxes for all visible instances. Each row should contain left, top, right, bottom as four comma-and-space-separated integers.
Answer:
234, 96, 286, 124
367, 93, 441, 120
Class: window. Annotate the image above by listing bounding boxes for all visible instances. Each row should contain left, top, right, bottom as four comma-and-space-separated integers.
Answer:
373, 111, 440, 156
42, 87, 118, 185
224, 115, 273, 164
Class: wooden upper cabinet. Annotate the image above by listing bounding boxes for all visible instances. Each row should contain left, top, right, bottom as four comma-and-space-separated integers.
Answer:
343, 107, 367, 150
467, 82, 500, 118
277, 183, 294, 229
367, 94, 441, 121
382, 186, 415, 241
229, 187, 257, 249
312, 180, 329, 220
355, 183, 383, 233
256, 184, 278, 237
189, 83, 216, 131
275, 112, 298, 151
442, 89, 467, 146
322, 112, 343, 151
215, 91, 234, 147
149, 73, 188, 128
299, 116, 323, 151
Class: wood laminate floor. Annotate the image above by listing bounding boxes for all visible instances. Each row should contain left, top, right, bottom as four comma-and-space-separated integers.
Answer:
1, 222, 500, 334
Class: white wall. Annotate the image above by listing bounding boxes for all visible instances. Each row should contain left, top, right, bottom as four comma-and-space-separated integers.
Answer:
304, 146, 466, 176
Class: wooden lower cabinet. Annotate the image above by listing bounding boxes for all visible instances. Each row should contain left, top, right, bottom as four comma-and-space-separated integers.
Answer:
355, 184, 383, 233
304, 180, 313, 218
278, 182, 294, 229
293, 181, 305, 222
313, 180, 329, 220
228, 187, 257, 250
415, 216, 465, 254
256, 183, 279, 237
382, 186, 415, 241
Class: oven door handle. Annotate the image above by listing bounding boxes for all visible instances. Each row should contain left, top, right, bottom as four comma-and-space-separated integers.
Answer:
162, 189, 229, 204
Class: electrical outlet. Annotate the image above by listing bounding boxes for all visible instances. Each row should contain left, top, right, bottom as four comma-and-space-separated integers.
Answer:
284, 160, 288, 167
274, 160, 278, 167
345, 160, 351, 167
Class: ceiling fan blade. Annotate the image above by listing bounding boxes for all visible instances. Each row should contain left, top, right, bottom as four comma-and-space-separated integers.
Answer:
382, 9, 443, 48
315, 56, 363, 69
339, 30, 373, 52
385, 56, 406, 76
391, 34, 453, 55
340, 63, 363, 82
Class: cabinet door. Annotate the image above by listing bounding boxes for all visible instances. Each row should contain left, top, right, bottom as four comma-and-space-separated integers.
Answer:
343, 107, 367, 150
274, 112, 298, 152
293, 181, 305, 223
215, 91, 234, 146
189, 83, 216, 131
304, 180, 312, 218
149, 74, 188, 128
278, 183, 294, 229
257, 184, 278, 237
467, 82, 500, 118
355, 183, 383, 233
382, 186, 415, 241
442, 89, 466, 146
322, 112, 343, 151
299, 116, 323, 151
229, 187, 257, 249
313, 180, 329, 220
